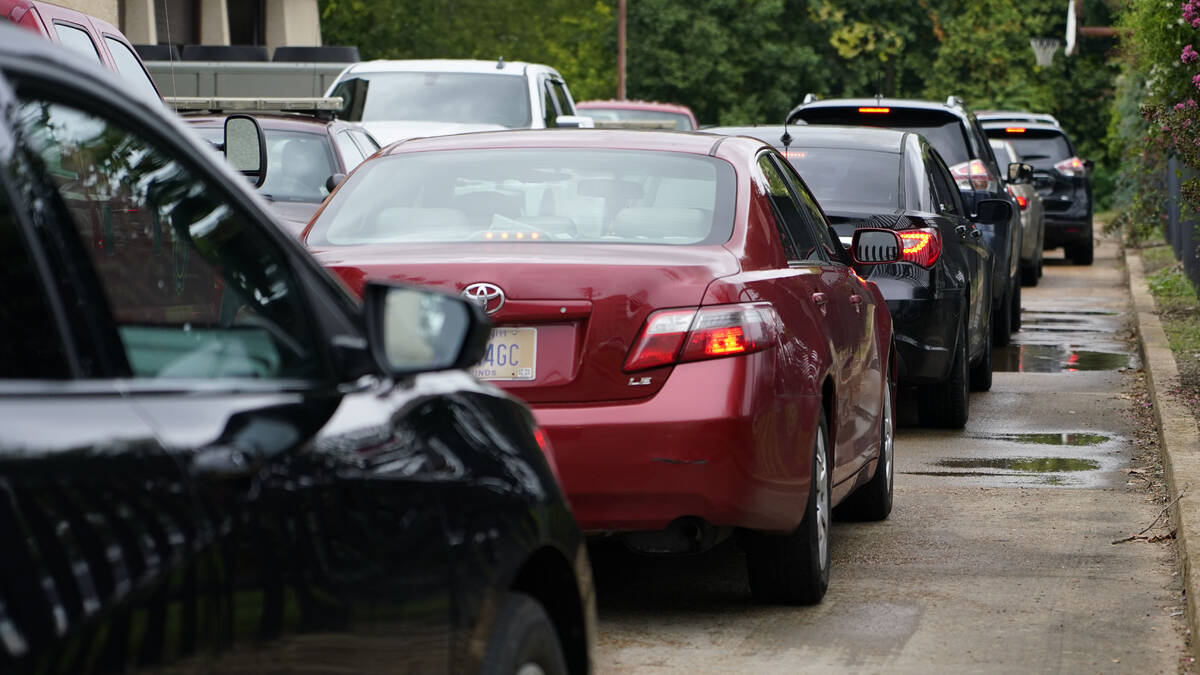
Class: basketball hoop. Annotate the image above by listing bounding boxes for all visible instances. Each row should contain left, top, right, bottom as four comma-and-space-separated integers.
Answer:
1030, 38, 1061, 67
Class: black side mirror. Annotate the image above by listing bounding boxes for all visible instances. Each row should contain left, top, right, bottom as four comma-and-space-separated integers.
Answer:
1083, 158, 1095, 172
973, 198, 1014, 226
330, 78, 369, 122
850, 228, 903, 265
326, 173, 347, 193
223, 114, 267, 188
362, 282, 491, 378
1007, 162, 1034, 184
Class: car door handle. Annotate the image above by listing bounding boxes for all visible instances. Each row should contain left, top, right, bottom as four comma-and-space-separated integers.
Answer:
812, 292, 828, 305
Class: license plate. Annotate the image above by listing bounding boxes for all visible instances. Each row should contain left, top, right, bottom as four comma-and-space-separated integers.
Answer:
471, 327, 537, 381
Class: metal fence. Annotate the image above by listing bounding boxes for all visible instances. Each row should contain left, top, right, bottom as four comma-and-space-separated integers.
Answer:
1166, 157, 1200, 293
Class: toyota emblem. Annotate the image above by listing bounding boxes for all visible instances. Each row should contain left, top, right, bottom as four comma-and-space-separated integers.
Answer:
462, 282, 506, 315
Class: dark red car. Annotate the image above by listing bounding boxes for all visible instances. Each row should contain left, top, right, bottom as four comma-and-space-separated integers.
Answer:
304, 130, 900, 603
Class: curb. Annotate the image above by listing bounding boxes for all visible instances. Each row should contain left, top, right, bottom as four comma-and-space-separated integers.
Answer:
1126, 248, 1200, 659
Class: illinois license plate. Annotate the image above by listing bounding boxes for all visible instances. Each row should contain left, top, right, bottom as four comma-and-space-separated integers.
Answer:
471, 327, 537, 381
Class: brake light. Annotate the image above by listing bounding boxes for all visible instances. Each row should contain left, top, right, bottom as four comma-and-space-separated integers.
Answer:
1006, 185, 1029, 210
858, 107, 891, 114
484, 231, 541, 240
898, 228, 941, 268
1005, 127, 1026, 133
624, 303, 778, 372
1054, 156, 1087, 177
949, 159, 996, 192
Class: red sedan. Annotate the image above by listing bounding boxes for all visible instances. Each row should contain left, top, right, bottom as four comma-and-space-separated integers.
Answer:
305, 130, 900, 603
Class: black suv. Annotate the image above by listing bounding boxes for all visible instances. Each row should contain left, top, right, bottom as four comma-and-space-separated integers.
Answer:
0, 24, 593, 675
788, 97, 1024, 346
981, 120, 1094, 265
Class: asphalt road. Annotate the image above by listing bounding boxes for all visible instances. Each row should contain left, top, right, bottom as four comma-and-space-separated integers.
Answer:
591, 238, 1193, 673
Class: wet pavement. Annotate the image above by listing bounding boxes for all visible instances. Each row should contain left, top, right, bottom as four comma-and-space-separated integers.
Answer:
592, 241, 1192, 673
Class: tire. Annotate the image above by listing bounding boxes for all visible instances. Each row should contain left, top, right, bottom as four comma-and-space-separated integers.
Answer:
969, 318, 993, 392
918, 319, 969, 429
1021, 261, 1039, 286
1069, 238, 1094, 265
744, 408, 831, 604
992, 283, 1012, 348
481, 592, 568, 675
1009, 281, 1022, 332
837, 376, 894, 521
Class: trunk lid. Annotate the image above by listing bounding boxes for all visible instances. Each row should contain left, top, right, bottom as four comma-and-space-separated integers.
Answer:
311, 242, 741, 403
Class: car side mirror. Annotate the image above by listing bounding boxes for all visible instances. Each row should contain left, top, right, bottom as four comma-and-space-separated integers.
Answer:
326, 173, 346, 193
973, 198, 1014, 225
555, 115, 594, 128
224, 115, 267, 188
850, 228, 902, 265
1007, 162, 1033, 184
330, 77, 368, 122
1083, 158, 1095, 172
362, 282, 491, 377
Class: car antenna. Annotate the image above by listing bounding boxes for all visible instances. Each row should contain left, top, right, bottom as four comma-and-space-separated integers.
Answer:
781, 113, 792, 149
496, 56, 505, 70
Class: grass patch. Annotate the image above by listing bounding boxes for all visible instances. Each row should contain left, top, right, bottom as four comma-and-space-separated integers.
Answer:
1136, 230, 1200, 420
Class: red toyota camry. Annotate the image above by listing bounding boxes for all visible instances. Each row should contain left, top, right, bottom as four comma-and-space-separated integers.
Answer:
304, 130, 900, 603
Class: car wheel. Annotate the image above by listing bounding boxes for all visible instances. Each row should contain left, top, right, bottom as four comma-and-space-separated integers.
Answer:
1009, 281, 1022, 332
919, 319, 968, 429
481, 592, 568, 675
992, 283, 1012, 348
1069, 238, 1094, 265
1037, 255, 1044, 278
744, 408, 831, 604
1021, 261, 1039, 286
837, 376, 894, 521
969, 317, 993, 392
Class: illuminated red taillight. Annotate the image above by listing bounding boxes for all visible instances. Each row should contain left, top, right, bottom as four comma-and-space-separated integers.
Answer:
1005, 127, 1026, 133
624, 303, 778, 372
898, 228, 941, 268
949, 159, 996, 192
1006, 185, 1029, 210
1054, 156, 1087, 177
858, 107, 890, 114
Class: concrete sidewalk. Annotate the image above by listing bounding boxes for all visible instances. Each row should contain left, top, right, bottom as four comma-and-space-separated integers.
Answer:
1126, 248, 1200, 662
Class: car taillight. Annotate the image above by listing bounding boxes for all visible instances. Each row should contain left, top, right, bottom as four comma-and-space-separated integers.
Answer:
858, 107, 890, 114
1006, 185, 1029, 210
898, 228, 941, 268
1054, 156, 1087, 177
624, 303, 778, 372
949, 159, 996, 192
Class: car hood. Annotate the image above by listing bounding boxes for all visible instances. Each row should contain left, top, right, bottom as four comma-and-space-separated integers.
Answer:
363, 121, 509, 145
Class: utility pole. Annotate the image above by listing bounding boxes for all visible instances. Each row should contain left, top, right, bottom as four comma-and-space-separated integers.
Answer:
617, 0, 626, 100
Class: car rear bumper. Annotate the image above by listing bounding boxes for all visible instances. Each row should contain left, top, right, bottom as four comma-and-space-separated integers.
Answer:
530, 354, 817, 534
1043, 216, 1092, 248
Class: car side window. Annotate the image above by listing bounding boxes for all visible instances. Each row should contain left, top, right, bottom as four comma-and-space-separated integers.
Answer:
0, 183, 69, 379
770, 155, 839, 262
350, 129, 379, 156
53, 23, 103, 64
542, 78, 562, 127
103, 36, 160, 102
13, 94, 323, 381
551, 79, 573, 115
334, 129, 366, 169
928, 149, 963, 216
756, 155, 821, 263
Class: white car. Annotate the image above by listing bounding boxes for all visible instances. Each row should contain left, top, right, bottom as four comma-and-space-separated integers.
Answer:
326, 58, 592, 145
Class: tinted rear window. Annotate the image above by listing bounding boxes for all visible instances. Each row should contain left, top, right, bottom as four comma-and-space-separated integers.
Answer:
780, 148, 902, 210
794, 107, 972, 166
352, 72, 531, 128
582, 107, 694, 130
987, 129, 1072, 163
308, 148, 736, 247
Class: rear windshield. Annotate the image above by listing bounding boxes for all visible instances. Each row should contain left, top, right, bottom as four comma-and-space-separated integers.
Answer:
794, 107, 972, 167
780, 148, 902, 210
352, 72, 531, 128
307, 148, 736, 246
582, 107, 694, 130
987, 130, 1073, 164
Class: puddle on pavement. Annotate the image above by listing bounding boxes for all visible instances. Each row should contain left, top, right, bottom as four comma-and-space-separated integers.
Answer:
1022, 317, 1091, 326
1025, 310, 1119, 316
992, 343, 1133, 372
936, 457, 1101, 472
968, 432, 1110, 446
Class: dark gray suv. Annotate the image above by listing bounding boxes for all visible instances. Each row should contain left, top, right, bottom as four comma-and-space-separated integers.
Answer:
788, 96, 1024, 346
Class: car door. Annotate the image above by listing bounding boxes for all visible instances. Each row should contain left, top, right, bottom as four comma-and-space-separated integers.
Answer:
0, 117, 197, 674
929, 146, 992, 354
6, 73, 457, 671
770, 154, 883, 475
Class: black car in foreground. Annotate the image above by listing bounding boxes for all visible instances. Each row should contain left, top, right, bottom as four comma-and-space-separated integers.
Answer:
0, 25, 593, 675
982, 120, 1094, 265
711, 125, 1009, 428
788, 97, 1024, 346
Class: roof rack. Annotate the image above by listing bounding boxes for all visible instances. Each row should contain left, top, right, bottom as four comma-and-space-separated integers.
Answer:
945, 95, 966, 109
802, 93, 819, 104
166, 96, 344, 119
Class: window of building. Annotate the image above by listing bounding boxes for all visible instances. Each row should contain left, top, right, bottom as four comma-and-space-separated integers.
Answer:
227, 0, 265, 45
